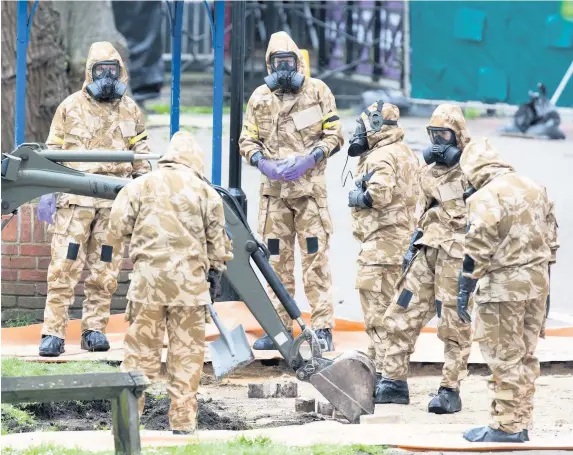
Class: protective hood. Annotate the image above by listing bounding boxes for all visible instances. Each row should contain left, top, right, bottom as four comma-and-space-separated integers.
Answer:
82, 41, 128, 94
363, 102, 404, 150
460, 137, 515, 189
158, 130, 205, 176
265, 31, 307, 77
427, 104, 471, 150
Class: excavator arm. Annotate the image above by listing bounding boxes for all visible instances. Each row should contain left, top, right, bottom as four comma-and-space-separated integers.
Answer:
1, 143, 376, 423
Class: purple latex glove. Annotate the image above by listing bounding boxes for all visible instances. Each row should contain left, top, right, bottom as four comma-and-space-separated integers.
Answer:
257, 158, 286, 180
37, 194, 56, 225
280, 154, 316, 181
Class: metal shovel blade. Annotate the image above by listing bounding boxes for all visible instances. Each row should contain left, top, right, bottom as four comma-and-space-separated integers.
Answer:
208, 324, 255, 380
309, 350, 376, 423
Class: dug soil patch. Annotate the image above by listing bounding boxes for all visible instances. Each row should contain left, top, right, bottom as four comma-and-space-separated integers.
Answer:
1, 396, 250, 433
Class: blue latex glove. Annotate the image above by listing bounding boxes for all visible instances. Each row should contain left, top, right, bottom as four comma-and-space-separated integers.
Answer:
37, 194, 56, 224
257, 158, 286, 180
280, 154, 316, 181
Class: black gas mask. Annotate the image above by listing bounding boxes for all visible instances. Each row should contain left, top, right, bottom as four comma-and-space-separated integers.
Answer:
264, 52, 305, 93
86, 60, 127, 102
348, 102, 397, 157
422, 127, 462, 166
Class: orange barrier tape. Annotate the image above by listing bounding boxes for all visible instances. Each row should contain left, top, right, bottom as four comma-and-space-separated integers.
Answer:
2, 301, 571, 349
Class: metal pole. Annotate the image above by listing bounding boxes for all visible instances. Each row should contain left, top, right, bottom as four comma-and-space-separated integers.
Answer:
170, 1, 184, 138
345, 1, 354, 75
15, 1, 30, 148
318, 1, 327, 71
372, 1, 382, 82
211, 0, 225, 185
402, 0, 411, 98
228, 0, 247, 212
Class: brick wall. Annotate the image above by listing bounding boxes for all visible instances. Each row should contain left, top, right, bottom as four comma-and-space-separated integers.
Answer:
1, 203, 133, 326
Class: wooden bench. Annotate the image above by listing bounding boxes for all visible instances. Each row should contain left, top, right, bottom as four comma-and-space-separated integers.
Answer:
1, 371, 150, 455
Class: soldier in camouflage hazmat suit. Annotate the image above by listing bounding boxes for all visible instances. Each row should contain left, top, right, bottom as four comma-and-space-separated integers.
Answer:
346, 101, 419, 394
457, 139, 559, 443
37, 42, 152, 357
239, 31, 344, 351
378, 104, 474, 413
106, 131, 232, 434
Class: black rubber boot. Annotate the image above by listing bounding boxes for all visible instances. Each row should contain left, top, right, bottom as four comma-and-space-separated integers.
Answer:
373, 373, 383, 397
173, 430, 194, 435
81, 330, 110, 352
315, 328, 335, 352
463, 426, 529, 443
428, 386, 462, 414
374, 377, 410, 404
39, 335, 65, 357
253, 330, 292, 350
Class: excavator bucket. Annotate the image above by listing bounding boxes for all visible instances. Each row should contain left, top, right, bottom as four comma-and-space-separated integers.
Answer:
310, 350, 376, 423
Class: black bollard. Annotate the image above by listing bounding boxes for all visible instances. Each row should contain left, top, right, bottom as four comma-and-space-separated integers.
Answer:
217, 0, 247, 303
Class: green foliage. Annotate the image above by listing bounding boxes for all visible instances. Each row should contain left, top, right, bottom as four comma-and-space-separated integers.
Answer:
0, 357, 119, 377
1, 444, 112, 455
0, 439, 387, 455
3, 311, 36, 328
463, 107, 482, 120
146, 104, 233, 115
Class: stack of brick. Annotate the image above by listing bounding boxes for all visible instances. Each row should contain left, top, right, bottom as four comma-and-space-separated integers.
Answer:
1, 203, 132, 325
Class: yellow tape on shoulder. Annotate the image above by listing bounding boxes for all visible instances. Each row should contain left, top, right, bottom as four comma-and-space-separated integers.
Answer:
323, 120, 340, 129
129, 130, 148, 145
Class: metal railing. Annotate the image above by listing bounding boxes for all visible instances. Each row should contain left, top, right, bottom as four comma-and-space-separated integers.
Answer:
160, 1, 406, 89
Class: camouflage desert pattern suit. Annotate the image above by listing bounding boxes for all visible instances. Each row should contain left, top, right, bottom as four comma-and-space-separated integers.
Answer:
460, 139, 559, 435
350, 102, 419, 372
239, 32, 344, 331
107, 131, 232, 432
383, 104, 473, 390
42, 41, 151, 340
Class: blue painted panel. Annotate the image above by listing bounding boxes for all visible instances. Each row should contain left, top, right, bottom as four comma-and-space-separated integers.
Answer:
411, 1, 573, 107
454, 7, 486, 42
546, 14, 573, 48
477, 67, 507, 103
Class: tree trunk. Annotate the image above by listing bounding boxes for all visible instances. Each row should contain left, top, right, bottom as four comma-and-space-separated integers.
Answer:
52, 0, 129, 93
1, 0, 70, 155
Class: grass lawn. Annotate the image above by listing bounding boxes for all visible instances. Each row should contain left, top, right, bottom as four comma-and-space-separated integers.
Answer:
1, 357, 119, 377
1, 437, 387, 455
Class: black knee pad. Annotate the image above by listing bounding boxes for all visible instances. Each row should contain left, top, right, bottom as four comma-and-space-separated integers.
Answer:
100, 245, 113, 263
397, 289, 413, 309
267, 239, 280, 255
66, 243, 80, 260
306, 236, 319, 254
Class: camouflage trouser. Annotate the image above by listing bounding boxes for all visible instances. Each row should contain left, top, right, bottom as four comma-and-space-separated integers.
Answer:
42, 206, 123, 339
259, 195, 334, 331
474, 298, 546, 433
383, 246, 473, 390
357, 265, 402, 373
122, 304, 206, 431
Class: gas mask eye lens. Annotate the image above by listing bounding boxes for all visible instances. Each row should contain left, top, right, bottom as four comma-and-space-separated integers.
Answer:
270, 53, 297, 72
427, 127, 455, 145
92, 61, 120, 80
